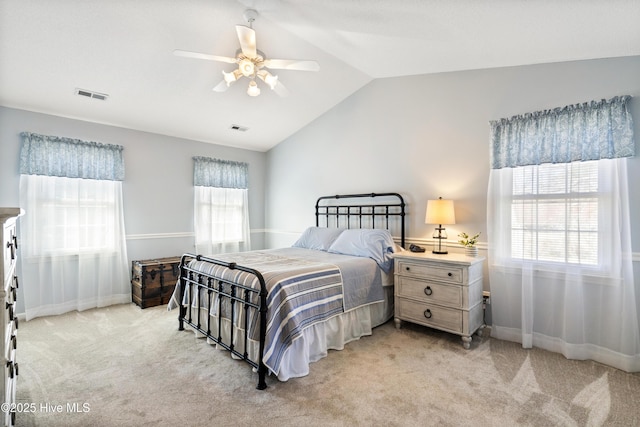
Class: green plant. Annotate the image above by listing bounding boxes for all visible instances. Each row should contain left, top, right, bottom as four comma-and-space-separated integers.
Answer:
458, 232, 481, 248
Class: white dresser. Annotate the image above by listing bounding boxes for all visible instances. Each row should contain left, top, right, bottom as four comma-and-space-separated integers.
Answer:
394, 251, 485, 349
1, 208, 22, 427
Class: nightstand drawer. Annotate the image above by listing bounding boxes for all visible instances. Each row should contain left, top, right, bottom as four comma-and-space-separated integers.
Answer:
396, 277, 462, 308
397, 260, 463, 284
396, 298, 462, 334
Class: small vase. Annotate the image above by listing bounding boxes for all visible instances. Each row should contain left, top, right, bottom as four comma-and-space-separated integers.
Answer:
464, 246, 478, 257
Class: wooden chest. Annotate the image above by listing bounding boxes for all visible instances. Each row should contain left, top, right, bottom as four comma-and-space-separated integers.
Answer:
131, 256, 181, 308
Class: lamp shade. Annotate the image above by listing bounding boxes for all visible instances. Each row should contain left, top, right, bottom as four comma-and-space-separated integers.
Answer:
247, 80, 261, 97
425, 198, 456, 225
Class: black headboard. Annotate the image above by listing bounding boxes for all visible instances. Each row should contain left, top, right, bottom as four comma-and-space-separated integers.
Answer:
315, 192, 406, 248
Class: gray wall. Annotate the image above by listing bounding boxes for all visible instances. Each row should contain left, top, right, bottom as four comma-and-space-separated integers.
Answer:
0, 107, 267, 313
2, 56, 640, 320
265, 56, 640, 322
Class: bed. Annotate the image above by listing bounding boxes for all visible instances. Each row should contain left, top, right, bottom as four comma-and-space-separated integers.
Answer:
168, 192, 406, 389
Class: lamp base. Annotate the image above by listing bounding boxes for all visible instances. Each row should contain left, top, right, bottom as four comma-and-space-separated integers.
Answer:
432, 225, 449, 255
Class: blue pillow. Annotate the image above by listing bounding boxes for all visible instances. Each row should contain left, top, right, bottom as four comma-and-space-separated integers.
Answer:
292, 227, 345, 251
327, 229, 397, 272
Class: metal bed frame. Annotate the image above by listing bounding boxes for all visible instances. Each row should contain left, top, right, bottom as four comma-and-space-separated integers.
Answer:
176, 192, 406, 390
315, 192, 405, 248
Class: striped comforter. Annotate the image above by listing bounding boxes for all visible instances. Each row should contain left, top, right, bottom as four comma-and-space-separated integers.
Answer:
172, 248, 382, 374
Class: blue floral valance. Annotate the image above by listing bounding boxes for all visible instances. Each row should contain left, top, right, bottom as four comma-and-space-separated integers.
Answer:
490, 95, 635, 169
193, 157, 248, 189
19, 132, 125, 181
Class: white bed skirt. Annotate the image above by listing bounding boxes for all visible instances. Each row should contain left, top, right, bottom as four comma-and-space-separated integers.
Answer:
184, 286, 394, 382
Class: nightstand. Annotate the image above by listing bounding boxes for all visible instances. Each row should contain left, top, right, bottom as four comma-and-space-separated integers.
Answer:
393, 251, 485, 349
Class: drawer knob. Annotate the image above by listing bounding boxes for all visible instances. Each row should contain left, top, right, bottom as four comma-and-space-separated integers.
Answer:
405, 267, 410, 271
424, 286, 433, 296
424, 309, 432, 319
447, 272, 453, 277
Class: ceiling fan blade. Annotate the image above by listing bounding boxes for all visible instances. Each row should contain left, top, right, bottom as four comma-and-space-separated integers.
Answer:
173, 49, 237, 64
272, 81, 290, 98
213, 79, 231, 92
236, 25, 257, 58
263, 59, 320, 72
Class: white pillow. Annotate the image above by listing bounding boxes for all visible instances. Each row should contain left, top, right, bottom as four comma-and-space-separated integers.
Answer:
327, 229, 397, 272
292, 227, 345, 251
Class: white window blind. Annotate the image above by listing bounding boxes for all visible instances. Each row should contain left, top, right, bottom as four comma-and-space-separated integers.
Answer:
510, 161, 598, 265
31, 177, 120, 256
194, 186, 246, 245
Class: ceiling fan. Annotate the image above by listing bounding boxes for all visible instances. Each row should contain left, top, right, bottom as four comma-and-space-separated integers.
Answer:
174, 9, 320, 97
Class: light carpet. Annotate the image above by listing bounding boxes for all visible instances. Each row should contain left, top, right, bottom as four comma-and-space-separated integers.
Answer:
15, 303, 640, 426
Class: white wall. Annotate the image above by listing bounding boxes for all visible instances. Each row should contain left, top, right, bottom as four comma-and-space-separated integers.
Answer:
265, 56, 640, 321
0, 107, 267, 313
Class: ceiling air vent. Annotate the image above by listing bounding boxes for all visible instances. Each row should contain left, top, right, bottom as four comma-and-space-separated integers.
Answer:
229, 124, 249, 132
75, 88, 109, 101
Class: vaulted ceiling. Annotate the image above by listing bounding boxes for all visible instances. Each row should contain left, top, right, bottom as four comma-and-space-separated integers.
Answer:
1, 0, 638, 151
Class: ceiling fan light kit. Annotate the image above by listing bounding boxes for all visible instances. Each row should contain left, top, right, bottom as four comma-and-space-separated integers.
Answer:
247, 80, 261, 97
257, 70, 278, 90
174, 9, 319, 97
222, 69, 242, 85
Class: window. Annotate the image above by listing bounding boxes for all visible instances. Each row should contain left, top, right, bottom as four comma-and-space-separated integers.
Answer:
194, 186, 248, 246
487, 96, 639, 372
193, 157, 251, 254
27, 176, 121, 256
19, 132, 131, 320
510, 161, 598, 266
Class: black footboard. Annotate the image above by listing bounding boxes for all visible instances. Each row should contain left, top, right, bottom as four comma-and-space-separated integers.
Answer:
177, 253, 269, 390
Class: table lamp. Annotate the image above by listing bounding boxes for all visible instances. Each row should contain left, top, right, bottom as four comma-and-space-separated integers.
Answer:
425, 197, 456, 254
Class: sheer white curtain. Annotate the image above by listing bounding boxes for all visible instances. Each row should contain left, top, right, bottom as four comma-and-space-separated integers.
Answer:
19, 132, 130, 321
193, 157, 250, 255
487, 96, 640, 372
